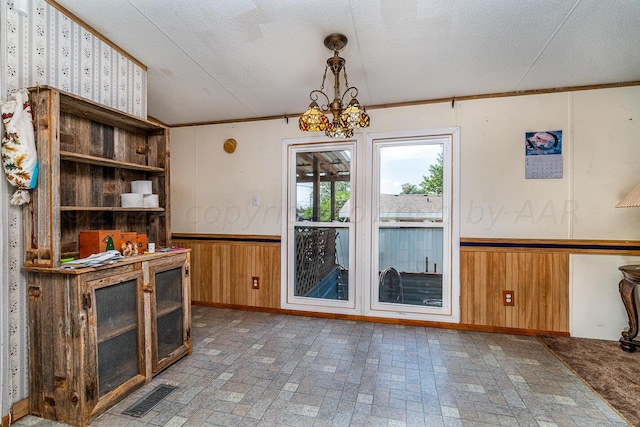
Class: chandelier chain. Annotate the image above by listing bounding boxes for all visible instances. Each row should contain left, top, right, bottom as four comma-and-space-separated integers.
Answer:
343, 63, 349, 90
319, 64, 329, 93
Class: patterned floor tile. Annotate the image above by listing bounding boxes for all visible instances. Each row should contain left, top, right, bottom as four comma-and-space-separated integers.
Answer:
13, 307, 630, 427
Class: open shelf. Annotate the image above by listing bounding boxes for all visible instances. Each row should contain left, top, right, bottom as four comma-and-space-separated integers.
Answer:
60, 151, 164, 172
26, 87, 170, 268
56, 86, 163, 133
60, 206, 165, 212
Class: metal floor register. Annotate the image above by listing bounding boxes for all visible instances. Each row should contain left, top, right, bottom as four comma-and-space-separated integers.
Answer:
122, 384, 177, 418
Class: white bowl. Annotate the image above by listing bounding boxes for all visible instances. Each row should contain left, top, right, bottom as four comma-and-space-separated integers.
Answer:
121, 193, 144, 208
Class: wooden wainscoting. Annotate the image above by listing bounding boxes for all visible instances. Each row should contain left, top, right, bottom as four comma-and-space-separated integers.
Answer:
460, 250, 569, 332
460, 238, 640, 334
173, 235, 640, 335
172, 234, 280, 308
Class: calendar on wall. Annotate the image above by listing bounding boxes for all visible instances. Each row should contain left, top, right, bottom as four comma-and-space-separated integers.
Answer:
525, 130, 563, 179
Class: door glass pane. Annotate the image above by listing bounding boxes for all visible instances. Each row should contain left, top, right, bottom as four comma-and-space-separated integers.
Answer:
294, 226, 349, 300
95, 278, 139, 397
377, 144, 444, 307
296, 150, 351, 222
293, 147, 352, 302
155, 267, 184, 361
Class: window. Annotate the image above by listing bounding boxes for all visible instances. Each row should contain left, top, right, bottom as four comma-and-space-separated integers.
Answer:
283, 129, 459, 322
282, 139, 359, 314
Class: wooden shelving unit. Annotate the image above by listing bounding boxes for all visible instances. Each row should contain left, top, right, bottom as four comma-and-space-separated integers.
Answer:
24, 86, 191, 426
27, 252, 191, 426
25, 85, 171, 268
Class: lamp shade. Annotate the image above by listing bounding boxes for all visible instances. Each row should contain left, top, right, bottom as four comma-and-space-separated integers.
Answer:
339, 99, 370, 130
325, 124, 353, 139
616, 184, 640, 208
299, 101, 328, 132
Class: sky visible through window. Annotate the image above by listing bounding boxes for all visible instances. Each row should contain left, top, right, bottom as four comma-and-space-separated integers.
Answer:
379, 144, 442, 194
296, 144, 442, 210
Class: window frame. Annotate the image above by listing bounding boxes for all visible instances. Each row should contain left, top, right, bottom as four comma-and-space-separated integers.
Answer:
364, 129, 460, 322
281, 136, 362, 315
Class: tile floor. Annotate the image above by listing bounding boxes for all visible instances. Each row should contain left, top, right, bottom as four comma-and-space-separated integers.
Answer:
15, 306, 629, 427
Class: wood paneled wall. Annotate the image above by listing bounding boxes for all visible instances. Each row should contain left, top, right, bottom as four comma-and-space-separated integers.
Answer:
460, 238, 640, 334
172, 234, 280, 308
460, 250, 569, 332
174, 234, 640, 335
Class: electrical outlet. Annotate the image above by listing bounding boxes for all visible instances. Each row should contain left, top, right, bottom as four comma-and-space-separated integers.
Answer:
252, 277, 259, 289
503, 290, 514, 306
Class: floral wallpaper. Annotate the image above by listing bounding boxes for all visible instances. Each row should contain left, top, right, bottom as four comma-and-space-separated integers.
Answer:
4, 0, 146, 116
0, 0, 148, 411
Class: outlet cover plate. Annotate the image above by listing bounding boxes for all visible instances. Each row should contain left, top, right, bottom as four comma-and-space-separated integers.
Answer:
503, 290, 514, 306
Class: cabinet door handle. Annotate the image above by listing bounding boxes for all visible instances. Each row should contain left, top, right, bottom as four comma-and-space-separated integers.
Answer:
143, 284, 154, 293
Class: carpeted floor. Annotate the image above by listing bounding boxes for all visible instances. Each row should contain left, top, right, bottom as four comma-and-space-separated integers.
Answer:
538, 334, 640, 427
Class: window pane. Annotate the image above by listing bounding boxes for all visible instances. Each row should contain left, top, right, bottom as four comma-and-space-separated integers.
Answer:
294, 226, 349, 300
296, 150, 351, 222
376, 142, 445, 308
379, 144, 443, 222
378, 227, 443, 307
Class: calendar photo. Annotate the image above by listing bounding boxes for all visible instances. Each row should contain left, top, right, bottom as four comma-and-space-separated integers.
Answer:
525, 130, 563, 179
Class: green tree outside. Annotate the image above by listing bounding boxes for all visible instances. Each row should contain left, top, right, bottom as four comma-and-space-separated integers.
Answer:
400, 183, 421, 194
298, 180, 350, 221
419, 152, 443, 194
400, 152, 443, 195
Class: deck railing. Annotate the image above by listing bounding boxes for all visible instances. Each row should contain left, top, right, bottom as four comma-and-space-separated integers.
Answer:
294, 227, 337, 296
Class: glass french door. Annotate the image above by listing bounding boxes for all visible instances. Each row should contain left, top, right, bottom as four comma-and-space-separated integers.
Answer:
283, 130, 458, 321
283, 140, 357, 313
367, 133, 456, 319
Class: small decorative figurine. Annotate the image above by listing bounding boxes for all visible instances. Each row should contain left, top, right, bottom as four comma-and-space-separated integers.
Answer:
105, 236, 115, 251
121, 240, 139, 257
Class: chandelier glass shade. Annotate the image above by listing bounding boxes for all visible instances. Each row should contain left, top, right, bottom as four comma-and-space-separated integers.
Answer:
298, 101, 328, 132
299, 34, 370, 138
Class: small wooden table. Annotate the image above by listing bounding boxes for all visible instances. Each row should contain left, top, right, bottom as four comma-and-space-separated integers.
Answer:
619, 265, 640, 352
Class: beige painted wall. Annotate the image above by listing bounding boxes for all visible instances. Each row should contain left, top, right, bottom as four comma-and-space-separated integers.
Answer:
572, 88, 640, 238
571, 254, 640, 340
172, 120, 287, 234
171, 85, 640, 339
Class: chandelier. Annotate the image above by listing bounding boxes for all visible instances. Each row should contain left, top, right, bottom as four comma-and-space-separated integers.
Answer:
299, 34, 370, 138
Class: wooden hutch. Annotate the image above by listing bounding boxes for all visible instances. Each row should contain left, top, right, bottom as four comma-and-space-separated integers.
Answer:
24, 86, 191, 426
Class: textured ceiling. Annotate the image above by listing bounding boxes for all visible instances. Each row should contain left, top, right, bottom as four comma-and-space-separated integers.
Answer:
54, 0, 640, 126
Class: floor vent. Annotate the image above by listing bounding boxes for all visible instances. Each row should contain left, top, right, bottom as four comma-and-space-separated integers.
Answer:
122, 384, 177, 417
